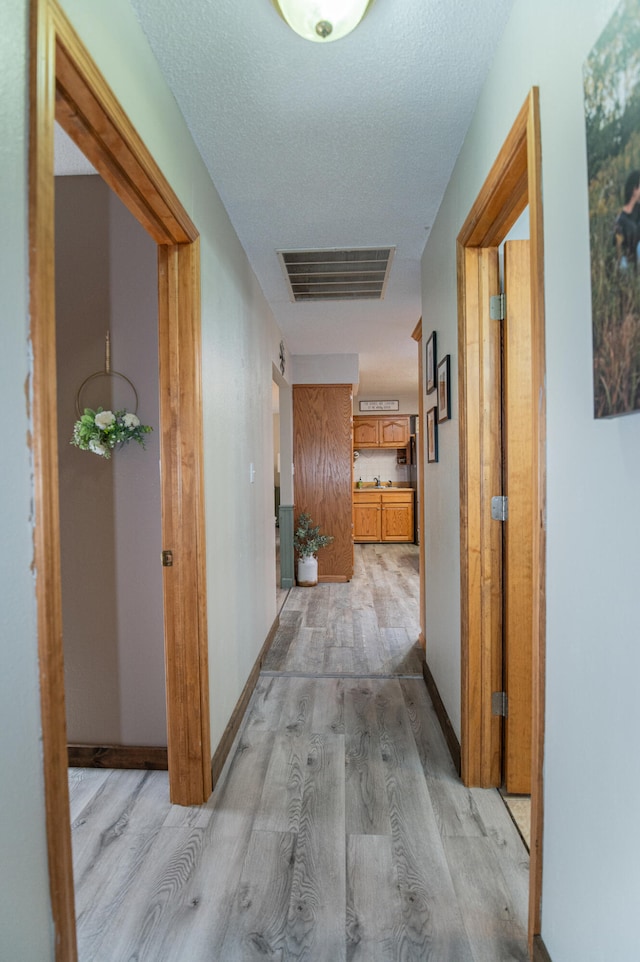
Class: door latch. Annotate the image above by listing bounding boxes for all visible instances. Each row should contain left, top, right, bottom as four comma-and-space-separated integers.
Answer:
162, 550, 173, 567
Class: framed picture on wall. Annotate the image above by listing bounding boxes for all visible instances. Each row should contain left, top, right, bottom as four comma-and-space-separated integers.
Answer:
437, 355, 451, 422
426, 406, 438, 463
426, 331, 437, 394
583, 1, 640, 417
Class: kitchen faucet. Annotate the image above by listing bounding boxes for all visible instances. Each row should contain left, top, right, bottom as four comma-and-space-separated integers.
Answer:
374, 476, 381, 487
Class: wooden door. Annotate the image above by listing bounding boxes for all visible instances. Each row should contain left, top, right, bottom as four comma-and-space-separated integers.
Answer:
502, 239, 534, 794
293, 384, 354, 581
457, 89, 545, 951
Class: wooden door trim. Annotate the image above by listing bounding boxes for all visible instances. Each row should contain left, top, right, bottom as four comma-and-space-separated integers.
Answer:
29, 2, 75, 955
157, 239, 212, 801
52, 2, 196, 245
456, 88, 546, 953
457, 245, 503, 788
411, 318, 426, 648
503, 240, 534, 794
29, 2, 210, 957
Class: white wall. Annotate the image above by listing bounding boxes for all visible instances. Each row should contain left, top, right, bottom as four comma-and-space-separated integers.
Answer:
0, 1, 55, 956
292, 352, 359, 384
56, 176, 120, 742
420, 1, 640, 959
109, 188, 166, 745
274, 370, 294, 506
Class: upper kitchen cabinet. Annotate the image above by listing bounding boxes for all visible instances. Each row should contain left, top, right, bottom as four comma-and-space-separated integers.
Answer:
353, 416, 380, 447
353, 415, 410, 448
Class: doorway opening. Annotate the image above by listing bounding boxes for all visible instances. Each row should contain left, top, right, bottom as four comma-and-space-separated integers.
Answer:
272, 364, 295, 594
55, 169, 168, 767
456, 88, 546, 953
272, 377, 290, 613
30, 2, 211, 956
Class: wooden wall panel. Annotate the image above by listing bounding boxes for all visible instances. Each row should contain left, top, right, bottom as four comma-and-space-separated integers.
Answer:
293, 384, 353, 582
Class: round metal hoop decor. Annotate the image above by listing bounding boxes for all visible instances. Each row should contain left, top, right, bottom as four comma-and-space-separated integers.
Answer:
75, 369, 139, 418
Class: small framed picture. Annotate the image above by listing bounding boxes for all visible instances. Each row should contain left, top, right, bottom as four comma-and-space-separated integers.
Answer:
426, 331, 437, 394
437, 355, 451, 423
426, 406, 438, 463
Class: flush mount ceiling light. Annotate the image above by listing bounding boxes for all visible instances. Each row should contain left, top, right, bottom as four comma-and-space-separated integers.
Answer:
271, 0, 374, 43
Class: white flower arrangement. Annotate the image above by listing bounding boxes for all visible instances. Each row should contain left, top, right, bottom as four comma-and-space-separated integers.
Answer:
71, 407, 152, 459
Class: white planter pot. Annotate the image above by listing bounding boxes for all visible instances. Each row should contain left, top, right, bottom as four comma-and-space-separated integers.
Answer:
297, 554, 318, 587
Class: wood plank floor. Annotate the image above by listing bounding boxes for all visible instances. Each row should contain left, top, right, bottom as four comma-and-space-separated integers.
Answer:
69, 543, 529, 961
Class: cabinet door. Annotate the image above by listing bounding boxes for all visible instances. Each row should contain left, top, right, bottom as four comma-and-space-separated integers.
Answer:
353, 503, 381, 541
353, 417, 380, 447
381, 502, 414, 542
379, 416, 410, 447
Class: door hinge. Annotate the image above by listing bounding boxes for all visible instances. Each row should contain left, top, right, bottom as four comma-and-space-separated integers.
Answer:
162, 550, 173, 567
491, 495, 508, 521
492, 691, 509, 717
490, 293, 505, 320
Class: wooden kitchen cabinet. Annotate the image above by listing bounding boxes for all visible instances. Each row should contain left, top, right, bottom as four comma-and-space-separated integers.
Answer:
353, 416, 380, 447
353, 489, 414, 543
352, 490, 381, 542
379, 417, 410, 447
353, 415, 410, 449
381, 491, 414, 541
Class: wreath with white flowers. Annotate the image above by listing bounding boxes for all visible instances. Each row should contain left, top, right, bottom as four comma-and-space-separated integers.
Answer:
71, 407, 153, 459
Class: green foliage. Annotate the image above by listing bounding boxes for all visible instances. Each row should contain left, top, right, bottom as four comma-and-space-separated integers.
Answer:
293, 512, 334, 558
71, 408, 153, 459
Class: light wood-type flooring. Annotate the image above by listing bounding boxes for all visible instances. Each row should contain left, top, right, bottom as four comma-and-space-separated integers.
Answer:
69, 543, 530, 961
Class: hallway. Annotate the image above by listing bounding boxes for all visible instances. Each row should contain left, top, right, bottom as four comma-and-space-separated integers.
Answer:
69, 544, 529, 961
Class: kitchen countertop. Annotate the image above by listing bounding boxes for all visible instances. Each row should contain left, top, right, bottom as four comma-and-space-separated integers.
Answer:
353, 485, 412, 492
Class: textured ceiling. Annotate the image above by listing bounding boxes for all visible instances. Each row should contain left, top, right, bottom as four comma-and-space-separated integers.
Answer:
60, 0, 517, 398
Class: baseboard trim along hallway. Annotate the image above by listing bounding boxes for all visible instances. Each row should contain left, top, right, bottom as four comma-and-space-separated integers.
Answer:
210, 612, 281, 788
422, 657, 462, 775
533, 934, 554, 961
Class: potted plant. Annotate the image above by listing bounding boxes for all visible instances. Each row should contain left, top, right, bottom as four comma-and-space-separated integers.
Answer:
293, 512, 334, 586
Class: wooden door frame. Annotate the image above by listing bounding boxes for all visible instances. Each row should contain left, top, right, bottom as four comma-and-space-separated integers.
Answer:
456, 88, 546, 951
30, 2, 211, 957
411, 319, 426, 648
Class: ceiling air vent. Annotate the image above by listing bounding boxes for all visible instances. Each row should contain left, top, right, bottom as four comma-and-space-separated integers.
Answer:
277, 247, 395, 302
